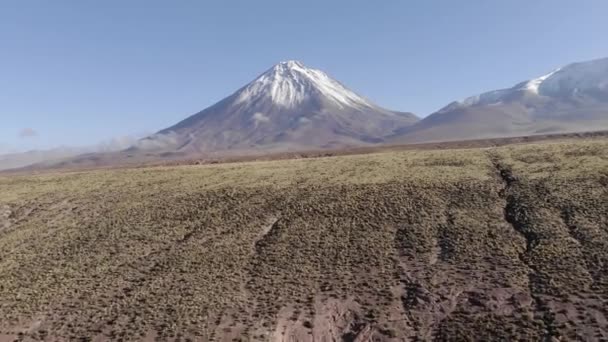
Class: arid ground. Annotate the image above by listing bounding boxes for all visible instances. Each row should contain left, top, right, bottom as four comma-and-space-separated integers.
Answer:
0, 138, 607, 341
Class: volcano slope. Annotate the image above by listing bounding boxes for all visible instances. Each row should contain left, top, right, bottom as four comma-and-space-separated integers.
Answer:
0, 138, 607, 341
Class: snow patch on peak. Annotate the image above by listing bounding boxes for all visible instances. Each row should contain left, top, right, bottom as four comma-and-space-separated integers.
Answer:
277, 60, 305, 68
519, 68, 562, 94
448, 66, 566, 109
538, 57, 608, 95
440, 57, 608, 114
455, 89, 511, 108
234, 61, 376, 110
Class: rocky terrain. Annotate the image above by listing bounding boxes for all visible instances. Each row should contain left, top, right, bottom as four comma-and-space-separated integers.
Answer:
0, 138, 607, 341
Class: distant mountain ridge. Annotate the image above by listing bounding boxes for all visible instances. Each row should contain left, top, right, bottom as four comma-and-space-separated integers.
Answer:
390, 57, 608, 143
11, 57, 608, 170
0, 136, 141, 171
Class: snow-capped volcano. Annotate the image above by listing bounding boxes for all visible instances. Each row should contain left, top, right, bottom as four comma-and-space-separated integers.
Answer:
235, 60, 376, 110
138, 60, 418, 153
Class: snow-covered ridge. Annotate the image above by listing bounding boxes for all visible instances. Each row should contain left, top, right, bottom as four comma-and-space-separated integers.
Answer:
518, 69, 561, 94
539, 57, 608, 95
234, 60, 375, 109
445, 57, 608, 110
453, 69, 560, 108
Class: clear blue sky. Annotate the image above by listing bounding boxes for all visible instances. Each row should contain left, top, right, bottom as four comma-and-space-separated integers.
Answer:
2, 0, 608, 152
